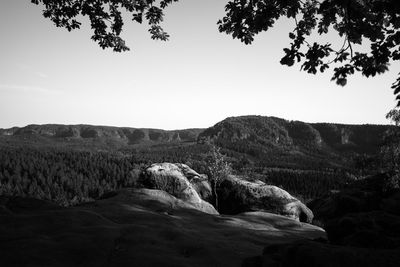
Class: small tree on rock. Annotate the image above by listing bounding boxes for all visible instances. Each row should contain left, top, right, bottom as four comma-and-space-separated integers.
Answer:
207, 145, 232, 211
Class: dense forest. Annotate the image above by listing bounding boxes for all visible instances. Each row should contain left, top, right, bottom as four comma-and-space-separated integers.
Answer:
0, 143, 360, 206
0, 148, 137, 206
1, 117, 395, 207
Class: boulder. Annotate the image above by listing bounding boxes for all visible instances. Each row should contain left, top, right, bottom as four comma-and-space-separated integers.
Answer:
140, 163, 217, 214
218, 175, 313, 223
174, 163, 213, 202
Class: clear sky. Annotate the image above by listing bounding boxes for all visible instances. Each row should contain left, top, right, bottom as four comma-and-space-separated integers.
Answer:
0, 0, 398, 130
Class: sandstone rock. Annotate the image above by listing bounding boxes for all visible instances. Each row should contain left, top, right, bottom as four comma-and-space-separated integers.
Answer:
132, 188, 218, 215
141, 163, 217, 214
218, 175, 314, 223
141, 164, 314, 222
0, 190, 325, 267
190, 176, 213, 202
173, 163, 213, 201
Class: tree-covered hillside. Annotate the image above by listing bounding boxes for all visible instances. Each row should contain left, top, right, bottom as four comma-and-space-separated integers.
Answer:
199, 115, 394, 170
0, 116, 395, 205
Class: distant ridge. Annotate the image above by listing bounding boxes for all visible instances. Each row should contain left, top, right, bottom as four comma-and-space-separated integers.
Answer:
198, 115, 394, 155
0, 124, 204, 149
0, 116, 396, 167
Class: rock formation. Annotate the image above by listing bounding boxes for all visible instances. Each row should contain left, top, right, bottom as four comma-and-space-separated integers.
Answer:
218, 175, 314, 223
0, 190, 325, 267
140, 163, 217, 214
141, 163, 314, 222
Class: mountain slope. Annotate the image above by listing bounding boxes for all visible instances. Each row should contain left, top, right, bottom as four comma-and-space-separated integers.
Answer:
0, 124, 204, 149
0, 116, 394, 170
198, 115, 394, 169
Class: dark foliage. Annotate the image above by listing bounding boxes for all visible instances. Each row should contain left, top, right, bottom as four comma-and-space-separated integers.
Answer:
259, 169, 354, 202
381, 108, 400, 172
309, 173, 400, 249
31, 0, 178, 51
0, 140, 356, 207
0, 143, 215, 206
218, 0, 400, 105
0, 147, 140, 206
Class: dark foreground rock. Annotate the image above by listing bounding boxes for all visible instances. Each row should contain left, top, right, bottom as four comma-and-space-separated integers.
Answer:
218, 175, 314, 223
324, 210, 400, 249
242, 240, 400, 267
237, 173, 400, 267
0, 189, 325, 267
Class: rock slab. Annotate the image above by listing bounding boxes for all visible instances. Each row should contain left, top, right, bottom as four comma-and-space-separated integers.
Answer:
218, 175, 314, 223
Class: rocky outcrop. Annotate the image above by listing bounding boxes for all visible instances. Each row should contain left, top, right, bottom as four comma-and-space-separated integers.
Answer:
140, 163, 217, 214
0, 190, 326, 267
175, 163, 213, 202
140, 164, 314, 222
130, 188, 216, 215
218, 175, 314, 223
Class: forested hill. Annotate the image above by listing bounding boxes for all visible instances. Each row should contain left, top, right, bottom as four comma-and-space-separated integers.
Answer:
0, 124, 203, 148
0, 117, 395, 204
0, 117, 394, 170
198, 116, 395, 170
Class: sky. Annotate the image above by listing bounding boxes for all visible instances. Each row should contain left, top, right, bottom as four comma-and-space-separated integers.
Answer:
0, 0, 399, 130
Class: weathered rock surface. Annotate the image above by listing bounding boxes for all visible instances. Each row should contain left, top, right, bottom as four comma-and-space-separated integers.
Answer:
218, 175, 314, 223
140, 163, 217, 214
140, 164, 315, 222
0, 190, 325, 267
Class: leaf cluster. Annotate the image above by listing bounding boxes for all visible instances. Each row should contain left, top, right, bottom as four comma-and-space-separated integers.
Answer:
31, 0, 178, 52
218, 0, 400, 105
206, 145, 232, 185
